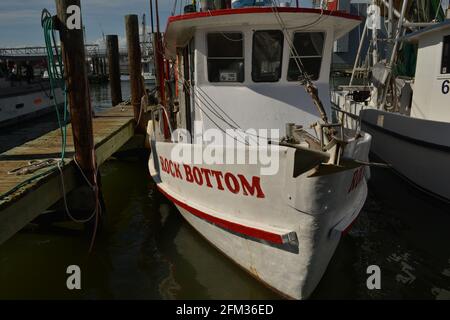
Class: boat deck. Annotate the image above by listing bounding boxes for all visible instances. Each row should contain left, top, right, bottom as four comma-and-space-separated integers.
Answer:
0, 104, 136, 244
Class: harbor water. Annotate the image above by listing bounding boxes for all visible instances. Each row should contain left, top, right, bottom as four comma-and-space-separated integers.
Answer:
0, 83, 449, 299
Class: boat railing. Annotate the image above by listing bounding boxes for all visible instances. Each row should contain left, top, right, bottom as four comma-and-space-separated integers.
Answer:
331, 103, 362, 133
150, 105, 175, 142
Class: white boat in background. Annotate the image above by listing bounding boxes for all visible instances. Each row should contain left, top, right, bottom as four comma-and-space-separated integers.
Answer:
148, 5, 372, 299
332, 1, 450, 202
0, 77, 64, 128
120, 59, 156, 84
141, 13, 156, 84
142, 58, 156, 84
120, 74, 130, 82
360, 21, 450, 202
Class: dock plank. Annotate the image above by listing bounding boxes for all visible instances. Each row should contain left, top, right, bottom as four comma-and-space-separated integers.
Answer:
0, 104, 138, 244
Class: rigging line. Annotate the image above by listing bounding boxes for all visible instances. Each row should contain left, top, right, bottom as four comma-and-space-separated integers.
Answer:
205, 10, 245, 42
284, 13, 326, 30
178, 78, 229, 123
269, 2, 312, 83
434, 0, 444, 21
273, 1, 331, 64
179, 79, 251, 145
177, 52, 281, 143
292, 11, 334, 31
270, 2, 331, 123
270, 2, 307, 69
185, 87, 251, 145
183, 64, 245, 130
282, 4, 329, 31
179, 76, 270, 144
186, 59, 243, 129
180, 78, 277, 145
172, 0, 177, 16
181, 78, 281, 145
151, 22, 278, 144
189, 77, 243, 129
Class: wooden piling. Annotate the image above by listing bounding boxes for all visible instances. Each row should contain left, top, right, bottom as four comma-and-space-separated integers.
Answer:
125, 14, 145, 133
55, 0, 96, 186
93, 57, 98, 75
106, 35, 123, 106
99, 58, 104, 75
102, 58, 107, 76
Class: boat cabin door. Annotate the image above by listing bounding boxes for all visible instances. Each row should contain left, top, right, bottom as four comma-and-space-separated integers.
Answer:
180, 38, 195, 142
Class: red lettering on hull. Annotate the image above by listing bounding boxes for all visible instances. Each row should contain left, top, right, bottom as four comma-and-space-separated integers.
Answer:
158, 156, 265, 199
348, 167, 365, 193
238, 175, 265, 198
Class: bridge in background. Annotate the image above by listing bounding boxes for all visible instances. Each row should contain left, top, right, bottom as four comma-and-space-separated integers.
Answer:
0, 45, 129, 60
1, 42, 153, 76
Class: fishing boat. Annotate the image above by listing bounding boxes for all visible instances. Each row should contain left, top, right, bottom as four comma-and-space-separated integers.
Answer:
332, 0, 450, 202
147, 2, 372, 299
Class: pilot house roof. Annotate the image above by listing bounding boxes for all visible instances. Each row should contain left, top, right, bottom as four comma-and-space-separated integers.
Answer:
164, 7, 362, 58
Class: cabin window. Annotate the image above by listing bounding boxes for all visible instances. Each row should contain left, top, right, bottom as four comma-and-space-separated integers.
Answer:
442, 35, 450, 74
287, 32, 324, 81
207, 32, 244, 83
252, 30, 284, 82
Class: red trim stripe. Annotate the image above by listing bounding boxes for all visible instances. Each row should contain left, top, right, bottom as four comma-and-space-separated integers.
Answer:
168, 7, 362, 27
157, 185, 284, 245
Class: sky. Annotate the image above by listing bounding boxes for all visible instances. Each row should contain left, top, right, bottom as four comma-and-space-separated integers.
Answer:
1, 0, 448, 48
0, 0, 173, 48
0, 0, 315, 48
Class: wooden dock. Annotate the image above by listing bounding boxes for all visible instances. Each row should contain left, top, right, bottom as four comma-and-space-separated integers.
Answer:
0, 104, 137, 245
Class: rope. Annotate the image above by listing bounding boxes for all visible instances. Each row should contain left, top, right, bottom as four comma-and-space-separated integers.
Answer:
269, 1, 332, 124
42, 10, 68, 161
57, 160, 98, 224
0, 10, 101, 253
42, 10, 101, 234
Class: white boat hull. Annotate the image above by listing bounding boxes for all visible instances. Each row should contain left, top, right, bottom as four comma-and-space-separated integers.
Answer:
361, 109, 450, 202
149, 137, 371, 299
0, 87, 64, 128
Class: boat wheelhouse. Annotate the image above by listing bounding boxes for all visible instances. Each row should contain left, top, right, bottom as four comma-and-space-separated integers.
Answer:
164, 7, 362, 136
148, 5, 372, 299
